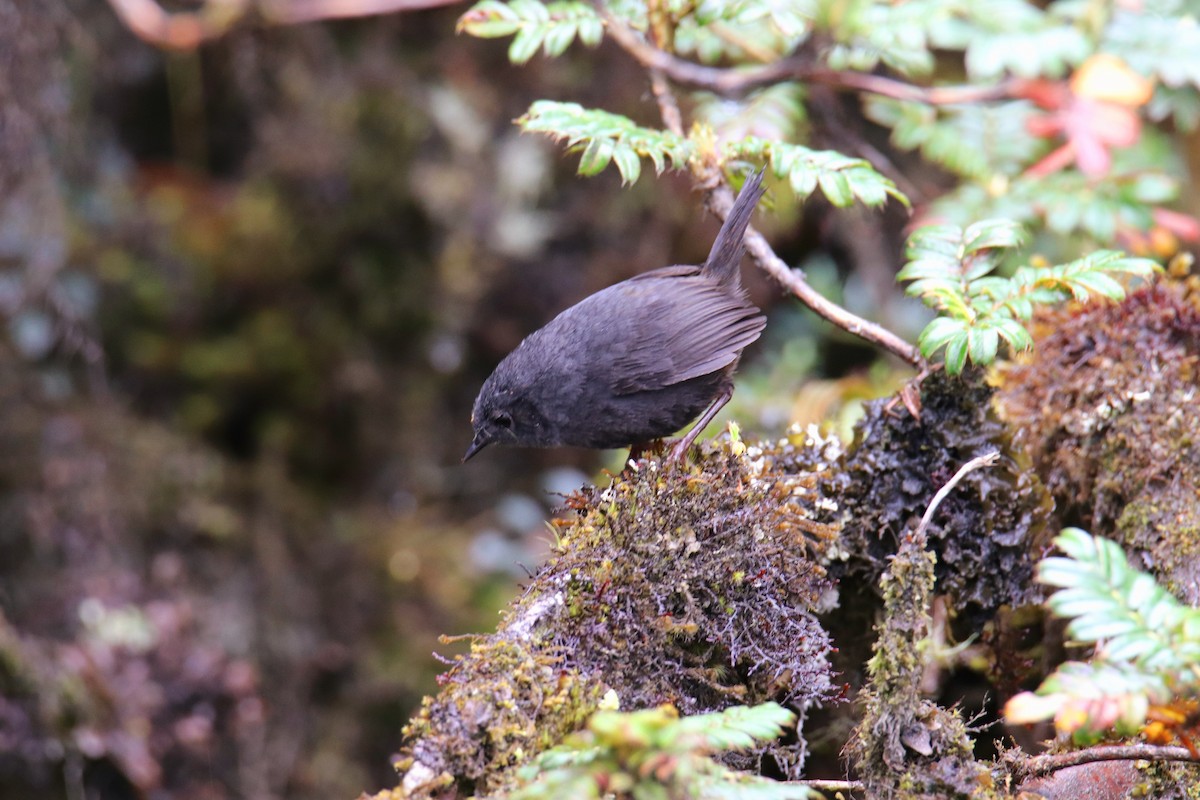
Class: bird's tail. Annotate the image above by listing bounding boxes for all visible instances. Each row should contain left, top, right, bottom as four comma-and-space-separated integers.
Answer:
701, 168, 766, 288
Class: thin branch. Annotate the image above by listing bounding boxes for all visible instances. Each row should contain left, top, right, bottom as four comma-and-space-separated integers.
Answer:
106, 0, 463, 49
708, 184, 924, 365
804, 69, 1018, 106
105, 0, 246, 49
914, 451, 1001, 541
600, 7, 1016, 104
1011, 743, 1200, 778
262, 0, 466, 24
649, 71, 684, 137
798, 778, 864, 793
608, 4, 926, 364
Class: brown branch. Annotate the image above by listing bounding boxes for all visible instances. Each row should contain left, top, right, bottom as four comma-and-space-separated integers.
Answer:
618, 7, 924, 365
914, 451, 1001, 542
798, 778, 864, 793
600, 7, 1016, 104
105, 0, 463, 49
711, 185, 924, 365
105, 0, 245, 50
260, 0, 466, 24
1011, 743, 1200, 778
649, 71, 684, 137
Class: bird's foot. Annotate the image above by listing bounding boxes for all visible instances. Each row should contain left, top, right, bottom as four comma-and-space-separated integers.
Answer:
626, 440, 668, 470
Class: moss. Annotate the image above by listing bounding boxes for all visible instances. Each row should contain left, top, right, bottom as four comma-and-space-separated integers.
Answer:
396, 639, 604, 796
393, 431, 844, 796
1132, 760, 1200, 799
848, 525, 1001, 800
995, 278, 1200, 603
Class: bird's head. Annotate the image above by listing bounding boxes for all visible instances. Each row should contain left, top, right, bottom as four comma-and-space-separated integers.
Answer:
463, 377, 554, 461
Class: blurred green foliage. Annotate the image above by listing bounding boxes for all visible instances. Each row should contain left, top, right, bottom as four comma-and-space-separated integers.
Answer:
509, 704, 816, 800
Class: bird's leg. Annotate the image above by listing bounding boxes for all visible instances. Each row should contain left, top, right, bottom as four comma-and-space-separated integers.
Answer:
669, 384, 734, 462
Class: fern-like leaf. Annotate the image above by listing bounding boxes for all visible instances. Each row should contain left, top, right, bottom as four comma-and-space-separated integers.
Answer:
673, 703, 796, 752
900, 220, 1158, 373
458, 0, 603, 63
730, 137, 908, 208
1005, 529, 1200, 738
1040, 528, 1200, 669
518, 101, 693, 183
511, 703, 814, 800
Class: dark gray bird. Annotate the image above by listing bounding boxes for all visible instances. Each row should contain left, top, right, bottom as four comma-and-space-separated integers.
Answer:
464, 170, 767, 462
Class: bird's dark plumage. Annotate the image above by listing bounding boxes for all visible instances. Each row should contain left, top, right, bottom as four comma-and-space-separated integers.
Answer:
465, 171, 767, 461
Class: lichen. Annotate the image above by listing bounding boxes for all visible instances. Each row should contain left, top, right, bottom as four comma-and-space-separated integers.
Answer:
825, 369, 1054, 617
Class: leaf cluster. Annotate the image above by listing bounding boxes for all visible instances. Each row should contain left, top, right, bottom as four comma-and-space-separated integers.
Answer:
519, 101, 694, 184
822, 0, 1090, 79
457, 0, 602, 63
507, 703, 817, 800
899, 220, 1157, 373
1005, 529, 1200, 740
518, 101, 906, 209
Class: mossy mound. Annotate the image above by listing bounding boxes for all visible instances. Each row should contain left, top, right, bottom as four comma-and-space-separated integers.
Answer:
393, 431, 843, 796
996, 277, 1200, 602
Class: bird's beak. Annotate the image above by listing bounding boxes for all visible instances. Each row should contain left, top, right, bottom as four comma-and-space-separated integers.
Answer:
462, 435, 489, 463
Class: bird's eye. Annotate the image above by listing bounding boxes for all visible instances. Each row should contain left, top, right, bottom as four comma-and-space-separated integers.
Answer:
493, 412, 513, 429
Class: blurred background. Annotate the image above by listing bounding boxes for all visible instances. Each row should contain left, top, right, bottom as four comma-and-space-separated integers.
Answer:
0, 3, 927, 798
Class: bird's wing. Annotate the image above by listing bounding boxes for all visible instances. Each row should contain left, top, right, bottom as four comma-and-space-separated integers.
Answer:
598, 266, 766, 395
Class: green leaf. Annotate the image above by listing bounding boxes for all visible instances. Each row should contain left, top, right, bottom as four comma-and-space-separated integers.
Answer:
509, 26, 543, 62
917, 316, 968, 357
674, 703, 795, 752
906, 224, 967, 261
511, 703, 805, 800
541, 20, 577, 56
966, 326, 999, 365
963, 219, 1026, 254
612, 145, 641, 185
943, 334, 969, 375
577, 137, 615, 175
519, 101, 694, 183
993, 317, 1033, 352
1013, 526, 1200, 737
459, 0, 603, 63
816, 171, 854, 207
896, 258, 956, 282
729, 137, 908, 208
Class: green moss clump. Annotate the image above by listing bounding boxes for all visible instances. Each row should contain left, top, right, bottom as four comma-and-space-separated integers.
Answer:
393, 432, 843, 796
996, 278, 1200, 602
395, 639, 604, 797
848, 525, 1000, 800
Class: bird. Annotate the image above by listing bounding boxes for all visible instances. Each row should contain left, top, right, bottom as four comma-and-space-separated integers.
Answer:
464, 170, 767, 463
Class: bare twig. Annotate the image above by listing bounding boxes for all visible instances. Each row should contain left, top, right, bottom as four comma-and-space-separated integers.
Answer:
261, 0, 466, 24
914, 451, 1001, 541
799, 778, 864, 793
600, 7, 1016, 104
649, 71, 683, 137
1011, 743, 1200, 778
708, 182, 924, 365
105, 0, 464, 49
105, 0, 245, 49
